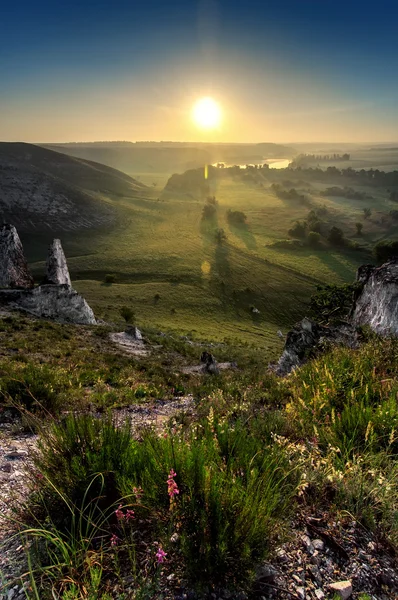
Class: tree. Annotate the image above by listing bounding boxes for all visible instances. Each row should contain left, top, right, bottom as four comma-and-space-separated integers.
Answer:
328, 226, 345, 246
288, 220, 307, 239
307, 231, 321, 247
226, 209, 247, 225
363, 208, 372, 219
215, 228, 227, 244
355, 222, 363, 235
202, 203, 217, 219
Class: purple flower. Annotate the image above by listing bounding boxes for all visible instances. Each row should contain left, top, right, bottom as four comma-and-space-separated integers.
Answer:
156, 546, 167, 563
110, 534, 120, 547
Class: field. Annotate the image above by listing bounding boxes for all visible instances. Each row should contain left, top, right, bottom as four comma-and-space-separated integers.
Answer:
23, 149, 398, 355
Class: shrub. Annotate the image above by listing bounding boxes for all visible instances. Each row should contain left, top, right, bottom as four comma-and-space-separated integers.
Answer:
310, 283, 360, 322
307, 231, 321, 247
226, 209, 247, 225
202, 202, 217, 219
104, 274, 117, 284
288, 220, 307, 239
327, 226, 345, 246
355, 222, 363, 235
0, 362, 67, 415
374, 240, 398, 263
215, 228, 227, 244
363, 207, 372, 219
119, 306, 135, 323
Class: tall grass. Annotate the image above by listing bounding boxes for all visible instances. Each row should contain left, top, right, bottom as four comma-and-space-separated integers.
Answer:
28, 412, 297, 593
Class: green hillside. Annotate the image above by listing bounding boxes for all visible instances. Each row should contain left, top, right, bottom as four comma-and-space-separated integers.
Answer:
2, 144, 397, 353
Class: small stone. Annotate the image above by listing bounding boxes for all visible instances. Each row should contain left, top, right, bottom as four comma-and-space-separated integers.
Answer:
255, 563, 278, 583
329, 580, 353, 600
296, 587, 305, 600
302, 534, 314, 554
170, 533, 179, 543
313, 539, 324, 551
314, 590, 325, 600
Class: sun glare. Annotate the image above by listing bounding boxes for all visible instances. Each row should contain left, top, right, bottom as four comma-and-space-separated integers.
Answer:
192, 97, 221, 130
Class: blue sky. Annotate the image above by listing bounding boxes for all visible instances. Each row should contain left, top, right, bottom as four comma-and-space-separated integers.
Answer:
1, 0, 398, 142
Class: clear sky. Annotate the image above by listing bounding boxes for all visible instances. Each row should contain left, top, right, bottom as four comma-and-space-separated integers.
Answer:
1, 0, 398, 143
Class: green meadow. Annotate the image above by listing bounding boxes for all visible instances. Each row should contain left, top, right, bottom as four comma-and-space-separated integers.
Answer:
27, 160, 398, 354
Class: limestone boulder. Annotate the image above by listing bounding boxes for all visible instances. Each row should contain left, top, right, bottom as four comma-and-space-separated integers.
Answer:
0, 224, 33, 288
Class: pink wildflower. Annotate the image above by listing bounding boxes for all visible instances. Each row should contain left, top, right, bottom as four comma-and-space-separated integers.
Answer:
115, 504, 124, 520
110, 534, 120, 547
126, 509, 135, 521
167, 469, 179, 498
156, 546, 167, 564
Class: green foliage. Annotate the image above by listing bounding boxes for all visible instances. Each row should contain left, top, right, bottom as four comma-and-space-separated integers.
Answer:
31, 411, 296, 591
104, 274, 117, 284
288, 220, 307, 238
374, 240, 398, 263
355, 222, 363, 235
310, 283, 360, 322
363, 207, 372, 219
226, 208, 247, 225
215, 228, 227, 244
119, 306, 135, 323
202, 202, 217, 219
307, 231, 321, 247
327, 226, 345, 247
0, 361, 68, 415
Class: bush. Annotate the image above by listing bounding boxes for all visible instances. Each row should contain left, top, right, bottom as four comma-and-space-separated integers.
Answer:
226, 209, 247, 225
0, 362, 67, 415
355, 222, 363, 235
310, 283, 361, 322
119, 306, 135, 323
327, 226, 345, 246
215, 228, 227, 244
202, 202, 217, 219
374, 240, 398, 263
307, 231, 321, 247
104, 274, 117, 284
288, 220, 307, 239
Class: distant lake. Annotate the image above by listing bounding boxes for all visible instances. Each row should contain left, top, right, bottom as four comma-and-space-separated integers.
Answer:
265, 158, 291, 169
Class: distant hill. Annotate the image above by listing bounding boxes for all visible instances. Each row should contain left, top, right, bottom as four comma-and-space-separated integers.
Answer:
41, 142, 295, 176
0, 142, 147, 233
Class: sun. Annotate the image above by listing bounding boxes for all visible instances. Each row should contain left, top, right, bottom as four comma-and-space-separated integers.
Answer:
192, 97, 221, 130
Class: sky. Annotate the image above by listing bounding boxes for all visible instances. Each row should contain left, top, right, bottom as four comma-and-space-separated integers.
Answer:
1, 0, 398, 144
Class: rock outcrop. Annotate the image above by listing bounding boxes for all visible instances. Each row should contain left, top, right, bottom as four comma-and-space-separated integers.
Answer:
0, 224, 34, 289
274, 257, 398, 375
0, 224, 96, 325
273, 318, 358, 376
200, 351, 219, 375
45, 239, 71, 286
0, 285, 96, 325
353, 258, 398, 335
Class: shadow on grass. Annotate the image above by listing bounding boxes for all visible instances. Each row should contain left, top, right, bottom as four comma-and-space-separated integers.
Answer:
200, 215, 219, 248
228, 222, 257, 250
